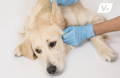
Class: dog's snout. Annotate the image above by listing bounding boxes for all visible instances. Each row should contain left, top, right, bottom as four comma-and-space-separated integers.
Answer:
47, 65, 57, 74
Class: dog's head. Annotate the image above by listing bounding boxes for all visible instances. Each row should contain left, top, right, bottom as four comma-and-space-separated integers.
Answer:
16, 0, 70, 75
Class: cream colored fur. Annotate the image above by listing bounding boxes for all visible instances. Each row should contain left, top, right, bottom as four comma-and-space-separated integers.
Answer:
15, 0, 117, 75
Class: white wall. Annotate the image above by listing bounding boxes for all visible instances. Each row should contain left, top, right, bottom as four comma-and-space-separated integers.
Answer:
0, 0, 120, 78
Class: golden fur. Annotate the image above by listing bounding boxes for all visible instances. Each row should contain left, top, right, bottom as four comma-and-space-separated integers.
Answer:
15, 0, 117, 75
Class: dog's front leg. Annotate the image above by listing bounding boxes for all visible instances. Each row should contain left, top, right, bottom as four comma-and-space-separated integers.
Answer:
90, 36, 117, 62
90, 15, 117, 62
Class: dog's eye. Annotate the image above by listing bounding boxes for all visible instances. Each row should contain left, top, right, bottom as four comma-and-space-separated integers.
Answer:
35, 49, 42, 54
49, 41, 57, 48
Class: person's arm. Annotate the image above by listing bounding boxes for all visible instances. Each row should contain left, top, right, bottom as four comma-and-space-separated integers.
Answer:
62, 16, 120, 46
94, 16, 120, 35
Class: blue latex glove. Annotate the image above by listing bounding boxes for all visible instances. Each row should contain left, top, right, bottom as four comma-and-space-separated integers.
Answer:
62, 24, 95, 46
56, 0, 79, 6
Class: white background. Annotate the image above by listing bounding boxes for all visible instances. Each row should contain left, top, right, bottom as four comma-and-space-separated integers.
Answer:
0, 0, 120, 78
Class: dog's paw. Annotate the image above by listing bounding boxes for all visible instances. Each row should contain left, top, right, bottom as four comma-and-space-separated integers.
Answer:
102, 51, 118, 62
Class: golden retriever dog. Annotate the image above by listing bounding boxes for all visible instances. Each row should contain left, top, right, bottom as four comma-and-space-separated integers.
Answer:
15, 0, 117, 75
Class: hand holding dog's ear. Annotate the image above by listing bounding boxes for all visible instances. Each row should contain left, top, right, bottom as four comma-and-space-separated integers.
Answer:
62, 24, 95, 46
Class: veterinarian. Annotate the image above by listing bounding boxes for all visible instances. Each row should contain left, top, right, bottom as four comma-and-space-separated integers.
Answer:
55, 0, 120, 46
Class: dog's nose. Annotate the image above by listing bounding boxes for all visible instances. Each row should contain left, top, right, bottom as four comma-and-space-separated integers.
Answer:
47, 65, 57, 74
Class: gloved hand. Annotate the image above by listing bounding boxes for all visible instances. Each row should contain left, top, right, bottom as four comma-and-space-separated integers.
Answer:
56, 0, 79, 6
62, 24, 95, 46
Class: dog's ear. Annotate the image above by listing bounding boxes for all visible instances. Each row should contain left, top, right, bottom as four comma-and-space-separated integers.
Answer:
50, 0, 67, 29
15, 39, 37, 60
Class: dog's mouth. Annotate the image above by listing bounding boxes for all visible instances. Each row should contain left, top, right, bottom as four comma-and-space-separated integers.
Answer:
47, 70, 63, 76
